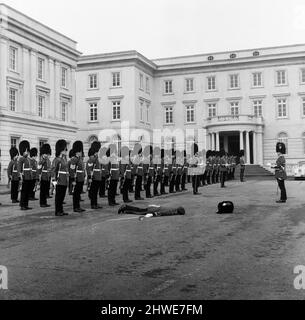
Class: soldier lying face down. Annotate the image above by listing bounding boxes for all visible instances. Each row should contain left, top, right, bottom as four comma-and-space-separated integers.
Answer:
118, 204, 185, 219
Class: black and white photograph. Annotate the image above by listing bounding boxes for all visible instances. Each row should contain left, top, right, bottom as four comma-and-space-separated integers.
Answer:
0, 0, 305, 315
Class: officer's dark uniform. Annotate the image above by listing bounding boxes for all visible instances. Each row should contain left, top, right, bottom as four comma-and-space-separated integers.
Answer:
169, 159, 177, 193
7, 147, 20, 203
274, 142, 287, 203
38, 144, 52, 207
29, 148, 39, 201
135, 155, 144, 200
108, 146, 120, 206
181, 157, 188, 191
219, 151, 227, 188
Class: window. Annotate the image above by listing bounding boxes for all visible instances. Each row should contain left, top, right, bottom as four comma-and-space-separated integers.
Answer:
112, 101, 121, 120
139, 73, 144, 90
230, 102, 239, 116
278, 132, 288, 153
229, 74, 239, 89
208, 103, 217, 118
253, 100, 262, 117
140, 101, 144, 122
253, 72, 262, 87
37, 58, 45, 80
112, 72, 121, 87
277, 98, 287, 118
9, 88, 17, 111
11, 137, 19, 149
61, 101, 67, 121
164, 80, 173, 94
276, 70, 287, 85
186, 105, 195, 123
302, 97, 305, 117
303, 133, 305, 154
165, 107, 173, 124
61, 67, 68, 88
146, 77, 150, 93
39, 139, 48, 149
301, 69, 305, 84
185, 78, 194, 92
37, 95, 45, 118
89, 103, 98, 122
146, 104, 150, 123
207, 76, 216, 91
89, 74, 98, 89
9, 47, 17, 71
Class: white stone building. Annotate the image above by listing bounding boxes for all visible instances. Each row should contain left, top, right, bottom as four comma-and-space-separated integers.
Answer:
0, 4, 81, 184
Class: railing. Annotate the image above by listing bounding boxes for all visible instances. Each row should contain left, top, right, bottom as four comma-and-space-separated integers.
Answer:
206, 114, 264, 125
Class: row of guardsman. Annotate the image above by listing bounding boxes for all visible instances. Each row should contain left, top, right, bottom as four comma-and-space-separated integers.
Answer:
3, 139, 246, 216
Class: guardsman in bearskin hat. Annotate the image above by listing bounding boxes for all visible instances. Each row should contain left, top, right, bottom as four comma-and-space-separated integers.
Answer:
181, 150, 188, 191
29, 148, 39, 201
143, 145, 153, 199
107, 144, 120, 206
120, 145, 133, 203
239, 150, 246, 182
86, 141, 103, 209
153, 146, 162, 197
169, 149, 177, 194
133, 143, 144, 201
190, 144, 200, 195
175, 150, 183, 192
219, 150, 227, 188
38, 144, 52, 208
98, 145, 109, 199
161, 149, 170, 195
67, 149, 75, 195
7, 147, 20, 203
17, 140, 32, 210
272, 142, 287, 203
51, 140, 69, 216
205, 150, 212, 185
70, 141, 86, 213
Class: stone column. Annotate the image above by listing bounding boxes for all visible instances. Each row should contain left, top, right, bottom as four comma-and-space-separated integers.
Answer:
71, 68, 76, 123
0, 38, 8, 109
206, 133, 210, 150
54, 61, 61, 120
48, 59, 55, 119
256, 132, 263, 165
23, 48, 31, 113
30, 50, 37, 114
252, 131, 257, 164
240, 131, 244, 151
211, 133, 215, 150
246, 131, 250, 164
216, 132, 220, 151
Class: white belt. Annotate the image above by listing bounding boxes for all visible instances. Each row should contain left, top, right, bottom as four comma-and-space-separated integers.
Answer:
59, 171, 68, 175
32, 170, 37, 172
23, 168, 31, 171
93, 169, 101, 172
137, 167, 143, 169
149, 167, 154, 170
111, 169, 119, 171
126, 170, 131, 172
13, 170, 18, 173
77, 170, 84, 173
42, 170, 48, 173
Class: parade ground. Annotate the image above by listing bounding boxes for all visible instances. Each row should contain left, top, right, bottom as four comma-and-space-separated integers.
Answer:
0, 179, 305, 300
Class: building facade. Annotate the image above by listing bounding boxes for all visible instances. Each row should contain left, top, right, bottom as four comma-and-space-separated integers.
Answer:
0, 4, 81, 184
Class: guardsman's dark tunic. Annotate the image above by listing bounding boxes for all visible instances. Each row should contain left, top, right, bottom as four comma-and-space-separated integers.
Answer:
7, 159, 19, 202
17, 155, 32, 209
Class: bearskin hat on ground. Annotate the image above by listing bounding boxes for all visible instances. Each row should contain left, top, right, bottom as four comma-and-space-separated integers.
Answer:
276, 142, 286, 154
72, 141, 83, 154
10, 147, 19, 160
19, 140, 30, 155
177, 207, 186, 215
40, 144, 51, 156
217, 201, 234, 214
30, 148, 38, 158
55, 140, 67, 157
91, 141, 101, 154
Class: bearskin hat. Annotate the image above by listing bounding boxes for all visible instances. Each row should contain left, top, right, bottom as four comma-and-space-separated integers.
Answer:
40, 144, 51, 156
131, 143, 142, 157
217, 201, 234, 214
55, 140, 67, 157
177, 207, 186, 215
161, 149, 165, 159
30, 148, 38, 158
88, 147, 94, 157
276, 142, 286, 154
72, 141, 83, 154
19, 140, 30, 155
219, 149, 226, 157
206, 150, 212, 158
10, 147, 19, 160
69, 149, 75, 158
91, 141, 101, 154
239, 150, 245, 157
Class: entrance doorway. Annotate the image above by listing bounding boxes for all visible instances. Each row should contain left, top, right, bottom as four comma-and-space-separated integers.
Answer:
219, 132, 240, 156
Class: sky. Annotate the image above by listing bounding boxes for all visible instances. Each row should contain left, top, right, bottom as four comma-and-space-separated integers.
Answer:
2, 0, 305, 59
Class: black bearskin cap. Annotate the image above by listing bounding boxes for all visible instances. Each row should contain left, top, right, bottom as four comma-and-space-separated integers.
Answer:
217, 201, 234, 214
30, 148, 38, 158
69, 149, 75, 158
191, 143, 199, 155
40, 144, 51, 156
72, 141, 83, 154
88, 147, 94, 157
91, 141, 101, 154
276, 142, 286, 154
177, 207, 186, 215
219, 149, 225, 157
206, 150, 212, 158
239, 150, 244, 157
55, 140, 67, 157
19, 140, 30, 155
10, 147, 19, 160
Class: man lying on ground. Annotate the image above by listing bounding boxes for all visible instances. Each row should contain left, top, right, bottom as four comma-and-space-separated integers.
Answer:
118, 204, 185, 218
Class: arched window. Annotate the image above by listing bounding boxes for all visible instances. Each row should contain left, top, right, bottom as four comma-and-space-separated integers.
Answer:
302, 132, 305, 154
278, 132, 288, 154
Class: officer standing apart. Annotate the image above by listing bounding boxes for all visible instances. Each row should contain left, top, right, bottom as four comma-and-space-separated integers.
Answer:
272, 142, 287, 203
38, 144, 52, 208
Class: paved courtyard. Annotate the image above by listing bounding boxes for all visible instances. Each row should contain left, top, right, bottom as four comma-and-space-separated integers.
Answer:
0, 179, 305, 300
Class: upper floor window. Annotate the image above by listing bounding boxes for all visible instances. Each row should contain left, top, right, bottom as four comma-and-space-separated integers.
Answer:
112, 72, 121, 87
89, 102, 98, 122
164, 80, 173, 94
39, 139, 48, 149
9, 46, 18, 71
9, 88, 17, 112
207, 76, 216, 91
276, 70, 287, 85
112, 101, 121, 120
278, 132, 288, 153
146, 77, 150, 93
185, 78, 194, 92
37, 95, 45, 118
61, 67, 68, 88
11, 137, 20, 149
277, 98, 287, 118
252, 72, 262, 87
253, 100, 262, 117
37, 58, 45, 80
165, 106, 174, 124
301, 69, 305, 84
229, 74, 239, 89
230, 102, 239, 116
139, 73, 144, 90
186, 105, 195, 123
140, 101, 144, 122
146, 103, 150, 123
302, 97, 305, 117
61, 101, 68, 121
208, 103, 217, 118
89, 74, 98, 89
